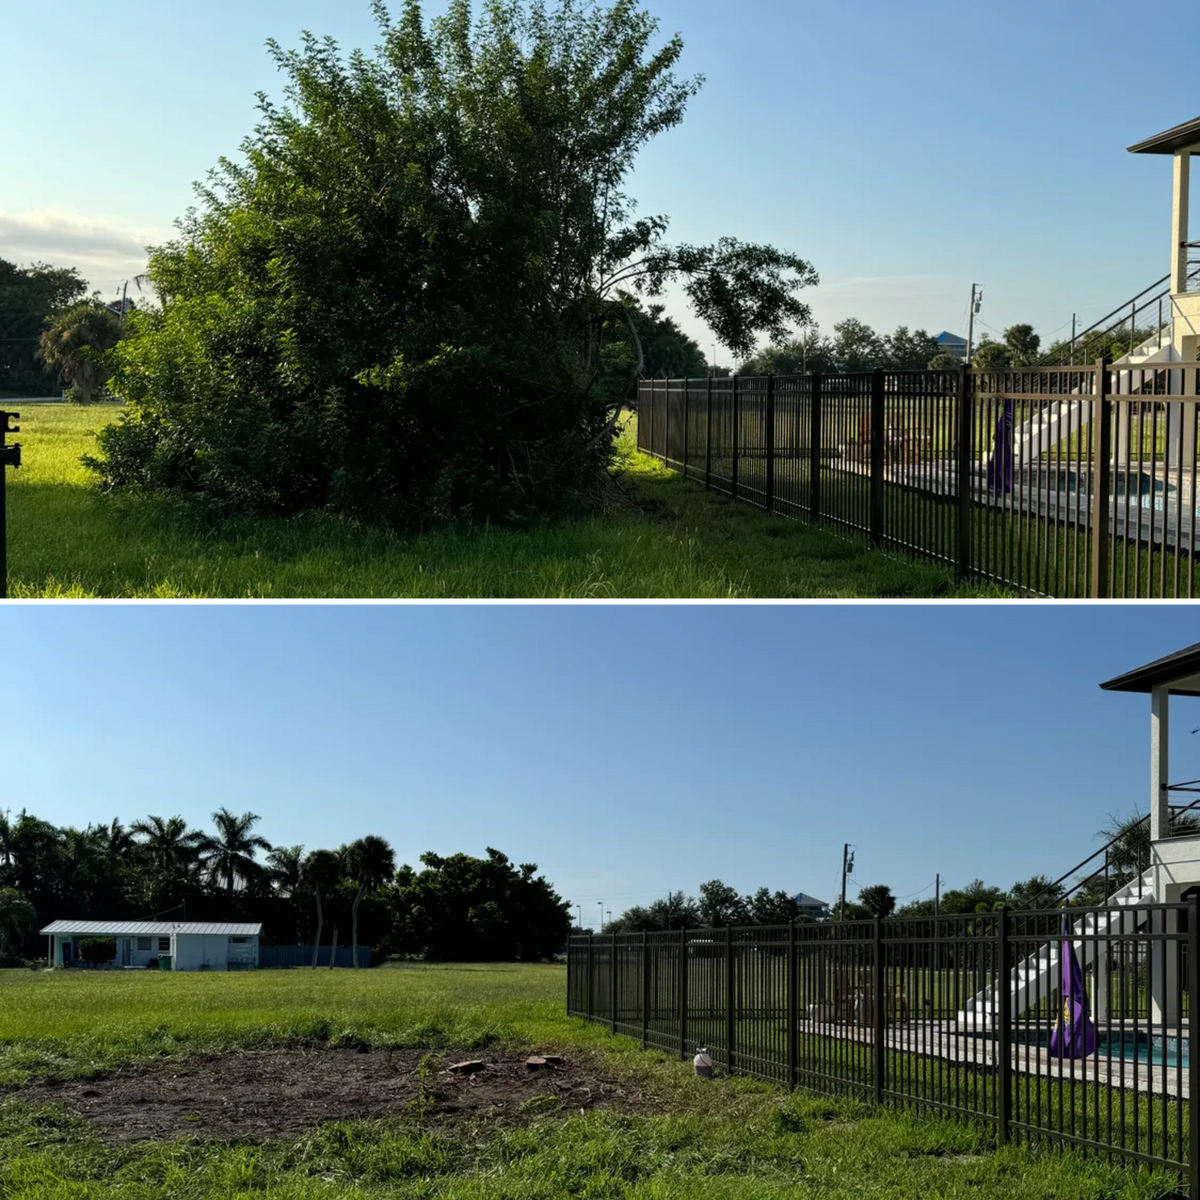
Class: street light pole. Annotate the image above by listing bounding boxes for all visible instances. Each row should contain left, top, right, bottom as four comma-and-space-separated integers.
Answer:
598, 901, 604, 933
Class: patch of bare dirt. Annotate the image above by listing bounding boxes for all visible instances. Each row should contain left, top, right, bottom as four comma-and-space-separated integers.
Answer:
11, 1048, 647, 1144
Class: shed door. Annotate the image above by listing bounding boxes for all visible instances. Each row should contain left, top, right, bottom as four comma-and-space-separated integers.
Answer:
201, 936, 226, 968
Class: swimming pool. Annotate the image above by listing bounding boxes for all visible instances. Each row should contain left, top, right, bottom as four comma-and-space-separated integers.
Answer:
982, 1028, 1188, 1069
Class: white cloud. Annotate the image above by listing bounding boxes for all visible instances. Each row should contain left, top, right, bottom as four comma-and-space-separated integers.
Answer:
0, 207, 170, 295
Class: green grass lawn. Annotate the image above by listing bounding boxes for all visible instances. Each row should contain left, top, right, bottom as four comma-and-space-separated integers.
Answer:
4, 404, 970, 598
0, 965, 1180, 1198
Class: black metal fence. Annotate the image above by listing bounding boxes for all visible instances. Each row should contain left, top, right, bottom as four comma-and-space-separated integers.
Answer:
636, 362, 1200, 598
569, 901, 1199, 1192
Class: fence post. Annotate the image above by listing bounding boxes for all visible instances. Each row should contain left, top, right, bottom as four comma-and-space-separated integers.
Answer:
679, 929, 689, 1059
996, 907, 1012, 1146
765, 373, 776, 514
870, 368, 885, 547
872, 916, 885, 1106
725, 925, 736, 1076
610, 933, 618, 1033
809, 374, 822, 521
663, 378, 671, 466
1189, 895, 1200, 1198
587, 934, 594, 1021
731, 375, 741, 501
1090, 359, 1112, 599
682, 378, 689, 479
787, 921, 798, 1090
955, 367, 973, 582
642, 931, 650, 1049
704, 376, 713, 490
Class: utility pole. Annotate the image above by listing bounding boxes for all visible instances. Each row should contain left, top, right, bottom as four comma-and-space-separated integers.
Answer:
840, 844, 854, 919
935, 874, 940, 917
118, 280, 129, 333
966, 284, 982, 364
598, 901, 604, 933
576, 905, 583, 932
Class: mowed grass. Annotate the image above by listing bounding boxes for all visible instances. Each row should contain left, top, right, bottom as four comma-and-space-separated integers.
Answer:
5, 403, 966, 598
0, 966, 1179, 1199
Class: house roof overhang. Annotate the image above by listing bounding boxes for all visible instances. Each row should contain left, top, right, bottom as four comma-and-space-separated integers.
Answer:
1128, 116, 1200, 155
1100, 644, 1200, 695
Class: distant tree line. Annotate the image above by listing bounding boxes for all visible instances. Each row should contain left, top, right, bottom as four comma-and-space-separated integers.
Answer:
740, 320, 1045, 376
600, 812, 1160, 933
0, 808, 569, 967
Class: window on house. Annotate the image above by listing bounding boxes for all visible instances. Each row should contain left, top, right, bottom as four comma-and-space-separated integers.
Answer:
137, 937, 151, 951
229, 936, 248, 943
158, 937, 171, 952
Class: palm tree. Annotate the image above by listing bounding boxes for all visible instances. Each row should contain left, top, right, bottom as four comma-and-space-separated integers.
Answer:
197, 809, 273, 897
131, 815, 204, 878
0, 887, 36, 958
345, 836, 395, 969
36, 299, 122, 403
267, 845, 305, 898
300, 849, 342, 969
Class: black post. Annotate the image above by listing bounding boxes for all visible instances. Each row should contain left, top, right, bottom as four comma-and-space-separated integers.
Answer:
725, 925, 735, 1075
787, 920, 798, 1090
679, 929, 689, 1059
641, 930, 650, 1049
996, 907, 1012, 1145
1, 411, 21, 601
587, 934, 594, 1021
765, 373, 776, 514
1189, 895, 1199, 1199
704, 376, 713, 490
731, 375, 740, 501
870, 368, 885, 547
681, 378, 689, 479
662, 378, 670, 464
809, 374, 822, 520
955, 368, 973, 582
872, 916, 885, 1106
610, 933, 618, 1033
1090, 359, 1112, 599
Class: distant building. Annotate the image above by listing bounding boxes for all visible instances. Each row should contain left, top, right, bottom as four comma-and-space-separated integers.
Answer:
792, 893, 831, 921
934, 331, 968, 360
41, 920, 261, 971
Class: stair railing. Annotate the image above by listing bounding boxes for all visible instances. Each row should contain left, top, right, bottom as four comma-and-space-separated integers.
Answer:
1023, 791, 1200, 911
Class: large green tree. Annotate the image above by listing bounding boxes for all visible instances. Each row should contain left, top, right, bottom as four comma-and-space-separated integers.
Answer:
91, 0, 816, 525
299, 848, 343, 968
0, 259, 86, 395
0, 888, 36, 960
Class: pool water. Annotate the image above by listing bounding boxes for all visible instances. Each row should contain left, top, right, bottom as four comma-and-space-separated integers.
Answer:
1050, 470, 1174, 499
1005, 1029, 1188, 1069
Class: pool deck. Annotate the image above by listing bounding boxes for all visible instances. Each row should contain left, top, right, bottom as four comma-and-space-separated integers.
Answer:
798, 1016, 1191, 1099
839, 457, 1200, 553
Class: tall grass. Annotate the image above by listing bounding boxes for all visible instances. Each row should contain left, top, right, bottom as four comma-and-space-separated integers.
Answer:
0, 965, 1178, 1199
5, 404, 965, 598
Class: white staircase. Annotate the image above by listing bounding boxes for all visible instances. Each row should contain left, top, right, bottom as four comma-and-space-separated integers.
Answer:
1010, 333, 1181, 469
955, 867, 1156, 1029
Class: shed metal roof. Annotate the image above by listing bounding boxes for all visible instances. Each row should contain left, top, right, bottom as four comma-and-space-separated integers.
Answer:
1128, 116, 1200, 156
1099, 644, 1200, 695
39, 920, 263, 936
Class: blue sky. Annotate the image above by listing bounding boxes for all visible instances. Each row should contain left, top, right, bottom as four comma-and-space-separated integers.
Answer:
1, 0, 1196, 363
3, 603, 1198, 922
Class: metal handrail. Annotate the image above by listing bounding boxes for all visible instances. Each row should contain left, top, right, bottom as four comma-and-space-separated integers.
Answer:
1037, 263, 1200, 367
1023, 791, 1200, 910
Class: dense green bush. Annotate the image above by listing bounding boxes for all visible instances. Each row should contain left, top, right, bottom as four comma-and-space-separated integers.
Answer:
77, 937, 116, 964
89, 0, 813, 525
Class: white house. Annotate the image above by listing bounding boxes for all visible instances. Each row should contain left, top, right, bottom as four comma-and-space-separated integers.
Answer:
40, 921, 262, 971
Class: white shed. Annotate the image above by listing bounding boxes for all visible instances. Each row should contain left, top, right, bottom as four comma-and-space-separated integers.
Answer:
40, 921, 262, 971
